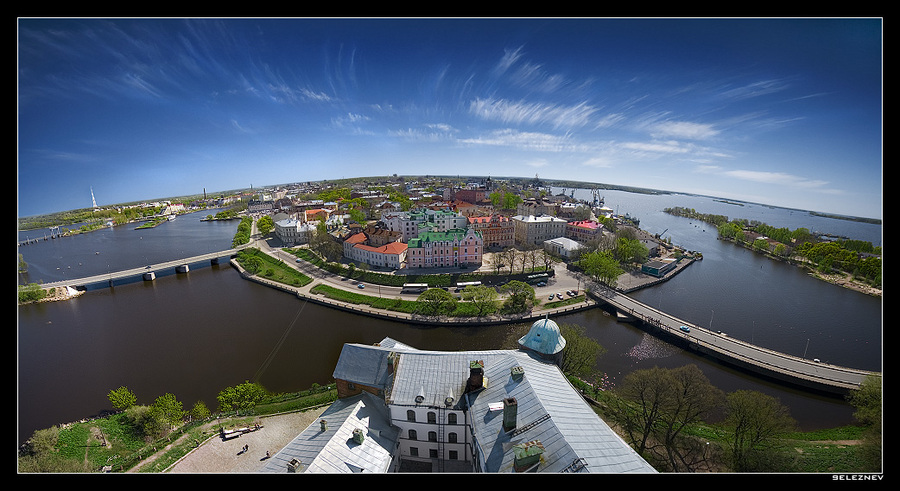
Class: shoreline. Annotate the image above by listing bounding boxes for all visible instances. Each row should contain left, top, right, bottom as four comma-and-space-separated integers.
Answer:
229, 237, 698, 326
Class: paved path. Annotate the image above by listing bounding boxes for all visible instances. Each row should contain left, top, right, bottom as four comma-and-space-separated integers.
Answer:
165, 408, 326, 473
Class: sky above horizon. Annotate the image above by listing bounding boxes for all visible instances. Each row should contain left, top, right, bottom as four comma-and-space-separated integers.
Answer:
18, 18, 883, 219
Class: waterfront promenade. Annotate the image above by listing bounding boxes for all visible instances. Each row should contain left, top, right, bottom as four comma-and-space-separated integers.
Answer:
240, 235, 601, 326
244, 234, 876, 394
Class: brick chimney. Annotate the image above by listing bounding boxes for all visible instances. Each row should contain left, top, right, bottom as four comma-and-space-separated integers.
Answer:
464, 360, 484, 393
502, 397, 517, 432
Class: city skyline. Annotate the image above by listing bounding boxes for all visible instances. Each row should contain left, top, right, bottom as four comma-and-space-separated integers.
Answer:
18, 18, 882, 219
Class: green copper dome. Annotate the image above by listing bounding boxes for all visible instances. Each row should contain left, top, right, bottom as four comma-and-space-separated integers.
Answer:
518, 317, 566, 355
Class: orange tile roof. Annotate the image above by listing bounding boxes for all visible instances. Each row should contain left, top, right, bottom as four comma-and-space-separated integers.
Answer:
355, 241, 408, 255
346, 232, 368, 244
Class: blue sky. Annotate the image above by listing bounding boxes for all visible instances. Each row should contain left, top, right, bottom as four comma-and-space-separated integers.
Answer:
17, 18, 882, 219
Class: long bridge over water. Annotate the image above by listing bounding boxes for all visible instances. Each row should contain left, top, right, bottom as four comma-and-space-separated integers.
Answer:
590, 286, 877, 395
39, 245, 249, 290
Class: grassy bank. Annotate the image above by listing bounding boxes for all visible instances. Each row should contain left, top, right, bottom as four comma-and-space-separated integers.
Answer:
18, 385, 337, 473
20, 379, 874, 474
235, 248, 312, 287
569, 377, 876, 473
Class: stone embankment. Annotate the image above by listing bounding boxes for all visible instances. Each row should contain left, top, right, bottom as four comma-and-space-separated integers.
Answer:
235, 236, 695, 326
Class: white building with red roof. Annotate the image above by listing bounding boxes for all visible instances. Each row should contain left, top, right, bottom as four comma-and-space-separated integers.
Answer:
343, 232, 408, 269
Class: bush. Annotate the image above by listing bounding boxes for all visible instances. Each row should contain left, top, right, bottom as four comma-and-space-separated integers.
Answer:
18, 283, 47, 304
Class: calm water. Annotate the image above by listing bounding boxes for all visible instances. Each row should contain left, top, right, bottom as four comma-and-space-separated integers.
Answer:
17, 200, 883, 446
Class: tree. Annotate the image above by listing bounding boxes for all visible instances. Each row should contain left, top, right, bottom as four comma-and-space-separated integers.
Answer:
489, 191, 503, 208
615, 236, 648, 265
309, 221, 342, 262
524, 245, 541, 272
498, 247, 517, 274
18, 283, 47, 304
415, 288, 458, 316
499, 280, 535, 314
539, 249, 554, 271
724, 389, 796, 471
656, 365, 725, 472
849, 374, 882, 427
611, 365, 724, 472
236, 249, 263, 274
580, 250, 623, 288
146, 393, 185, 437
847, 374, 882, 471
256, 215, 274, 235
612, 366, 671, 456
558, 323, 606, 379
502, 192, 523, 210
189, 400, 211, 422
461, 285, 499, 316
107, 386, 137, 410
752, 237, 769, 252
487, 252, 506, 274
217, 381, 269, 413
347, 207, 366, 223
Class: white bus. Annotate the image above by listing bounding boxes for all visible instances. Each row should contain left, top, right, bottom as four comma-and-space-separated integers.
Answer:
401, 283, 429, 293
454, 281, 482, 292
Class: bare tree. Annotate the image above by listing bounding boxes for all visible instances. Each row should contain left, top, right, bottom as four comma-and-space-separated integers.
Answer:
611, 365, 724, 472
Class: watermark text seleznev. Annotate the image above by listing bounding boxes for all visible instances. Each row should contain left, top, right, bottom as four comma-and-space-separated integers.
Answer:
832, 474, 883, 481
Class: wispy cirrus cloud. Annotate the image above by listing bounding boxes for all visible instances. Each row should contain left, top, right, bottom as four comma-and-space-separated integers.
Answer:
649, 120, 720, 140
620, 140, 696, 155
459, 128, 583, 152
717, 78, 792, 101
391, 123, 459, 142
723, 169, 829, 189
693, 165, 845, 195
330, 112, 371, 128
469, 97, 599, 129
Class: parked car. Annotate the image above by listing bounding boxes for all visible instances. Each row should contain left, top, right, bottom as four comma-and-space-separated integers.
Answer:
556, 293, 563, 299
549, 294, 555, 300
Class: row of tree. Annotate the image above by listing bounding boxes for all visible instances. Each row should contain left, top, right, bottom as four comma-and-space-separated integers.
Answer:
413, 280, 541, 317
231, 216, 253, 248
666, 207, 882, 287
716, 220, 882, 285
105, 381, 271, 441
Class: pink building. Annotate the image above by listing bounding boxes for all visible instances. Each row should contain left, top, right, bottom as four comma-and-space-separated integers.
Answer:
406, 228, 483, 269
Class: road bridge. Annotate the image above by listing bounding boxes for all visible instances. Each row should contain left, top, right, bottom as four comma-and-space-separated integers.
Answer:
590, 286, 878, 395
39, 245, 250, 290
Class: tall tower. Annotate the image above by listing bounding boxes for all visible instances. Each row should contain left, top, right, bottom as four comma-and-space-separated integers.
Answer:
91, 187, 98, 210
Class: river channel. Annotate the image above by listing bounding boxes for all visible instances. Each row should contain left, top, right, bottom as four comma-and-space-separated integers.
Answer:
17, 193, 882, 447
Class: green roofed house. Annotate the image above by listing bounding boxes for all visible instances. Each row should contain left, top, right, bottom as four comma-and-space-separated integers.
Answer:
407, 228, 483, 269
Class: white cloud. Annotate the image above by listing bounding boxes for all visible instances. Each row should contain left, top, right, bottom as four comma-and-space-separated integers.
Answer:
650, 121, 720, 140
581, 157, 614, 168
620, 140, 693, 154
493, 46, 525, 77
469, 97, 598, 129
459, 128, 582, 152
723, 169, 828, 188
